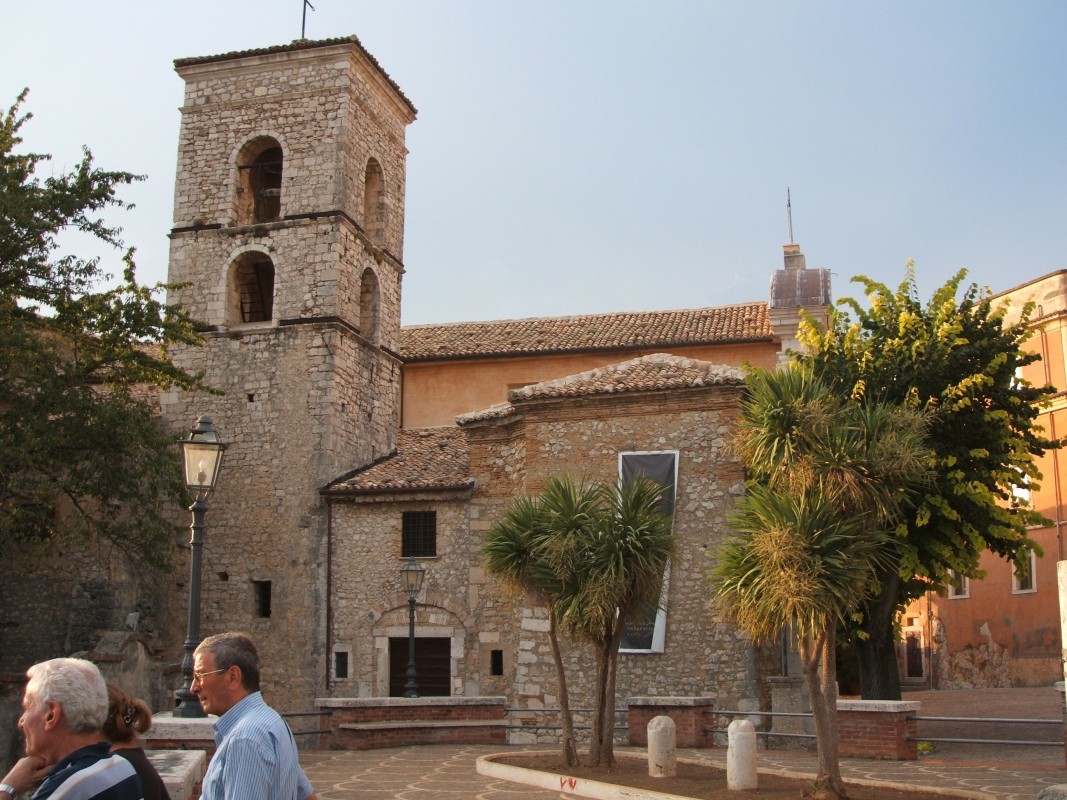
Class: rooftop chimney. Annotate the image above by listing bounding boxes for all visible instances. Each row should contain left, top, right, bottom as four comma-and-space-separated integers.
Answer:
783, 243, 806, 271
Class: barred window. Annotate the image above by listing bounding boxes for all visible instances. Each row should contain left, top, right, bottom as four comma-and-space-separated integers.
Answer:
402, 510, 437, 558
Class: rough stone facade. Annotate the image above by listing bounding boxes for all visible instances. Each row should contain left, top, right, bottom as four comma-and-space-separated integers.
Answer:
157, 37, 415, 711
325, 357, 761, 738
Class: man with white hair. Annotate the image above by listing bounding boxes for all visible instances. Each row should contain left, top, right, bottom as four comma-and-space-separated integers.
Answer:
0, 658, 143, 800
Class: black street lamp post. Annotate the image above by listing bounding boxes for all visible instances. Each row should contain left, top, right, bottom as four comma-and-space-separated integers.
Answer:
399, 557, 426, 698
174, 415, 226, 718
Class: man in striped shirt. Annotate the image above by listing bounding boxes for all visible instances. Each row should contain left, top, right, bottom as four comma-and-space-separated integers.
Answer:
0, 658, 143, 800
192, 632, 315, 800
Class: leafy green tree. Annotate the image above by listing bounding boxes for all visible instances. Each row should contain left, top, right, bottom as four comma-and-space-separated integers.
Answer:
714, 364, 930, 799
798, 267, 1059, 699
0, 91, 208, 567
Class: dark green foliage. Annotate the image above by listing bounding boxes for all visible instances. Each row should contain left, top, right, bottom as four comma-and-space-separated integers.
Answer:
0, 91, 210, 567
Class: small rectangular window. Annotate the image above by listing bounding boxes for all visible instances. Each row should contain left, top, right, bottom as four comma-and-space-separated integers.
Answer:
402, 510, 437, 558
947, 570, 969, 599
490, 649, 504, 676
253, 580, 272, 617
334, 650, 349, 680
1012, 550, 1036, 593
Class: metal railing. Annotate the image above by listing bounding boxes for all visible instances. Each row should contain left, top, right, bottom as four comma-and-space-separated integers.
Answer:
708, 708, 814, 740
906, 714, 1062, 747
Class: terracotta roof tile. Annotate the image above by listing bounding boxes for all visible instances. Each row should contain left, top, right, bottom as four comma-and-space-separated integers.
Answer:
324, 428, 471, 494
400, 303, 769, 362
174, 35, 416, 117
454, 401, 517, 425
512, 353, 744, 400
457, 354, 743, 425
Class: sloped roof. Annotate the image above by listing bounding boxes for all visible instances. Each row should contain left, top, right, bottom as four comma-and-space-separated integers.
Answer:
323, 428, 471, 495
174, 35, 416, 117
513, 352, 744, 399
399, 303, 769, 362
457, 353, 744, 425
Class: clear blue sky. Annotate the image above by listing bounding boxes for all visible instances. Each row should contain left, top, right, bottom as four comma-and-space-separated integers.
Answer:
3, 1, 1064, 325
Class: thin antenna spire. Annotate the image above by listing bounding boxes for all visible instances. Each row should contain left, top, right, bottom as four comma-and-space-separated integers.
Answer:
786, 187, 794, 244
301, 0, 315, 39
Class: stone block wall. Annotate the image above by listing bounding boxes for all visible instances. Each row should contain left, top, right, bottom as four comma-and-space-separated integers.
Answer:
173, 42, 413, 259
484, 389, 757, 711
159, 319, 401, 712
328, 492, 476, 697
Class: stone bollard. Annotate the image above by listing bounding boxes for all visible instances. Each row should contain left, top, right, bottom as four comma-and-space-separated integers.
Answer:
647, 715, 677, 777
727, 719, 758, 790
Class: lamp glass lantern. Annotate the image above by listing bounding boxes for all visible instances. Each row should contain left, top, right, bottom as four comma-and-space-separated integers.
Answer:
400, 557, 426, 597
181, 415, 225, 494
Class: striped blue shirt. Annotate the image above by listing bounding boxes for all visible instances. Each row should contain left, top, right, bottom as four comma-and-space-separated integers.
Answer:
33, 742, 142, 800
202, 692, 313, 800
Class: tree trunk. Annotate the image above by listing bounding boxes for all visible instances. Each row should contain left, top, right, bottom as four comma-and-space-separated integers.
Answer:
598, 623, 625, 767
801, 631, 848, 800
549, 615, 579, 766
856, 570, 903, 700
588, 632, 611, 767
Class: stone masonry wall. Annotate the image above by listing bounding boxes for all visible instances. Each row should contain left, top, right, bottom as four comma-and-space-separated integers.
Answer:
160, 323, 400, 712
493, 390, 759, 723
174, 44, 412, 260
329, 494, 479, 697
326, 384, 759, 741
166, 219, 402, 355
158, 39, 411, 713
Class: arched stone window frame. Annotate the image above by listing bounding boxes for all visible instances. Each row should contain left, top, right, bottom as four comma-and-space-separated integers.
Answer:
230, 133, 290, 226
224, 244, 278, 328
362, 156, 388, 246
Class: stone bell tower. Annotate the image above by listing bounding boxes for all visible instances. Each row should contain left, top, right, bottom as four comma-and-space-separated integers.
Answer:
159, 36, 416, 710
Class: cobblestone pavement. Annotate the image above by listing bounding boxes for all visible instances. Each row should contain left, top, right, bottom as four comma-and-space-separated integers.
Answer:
300, 741, 1065, 800
299, 688, 1067, 800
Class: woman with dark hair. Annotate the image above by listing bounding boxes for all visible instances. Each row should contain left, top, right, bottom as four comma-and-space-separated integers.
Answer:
103, 684, 172, 800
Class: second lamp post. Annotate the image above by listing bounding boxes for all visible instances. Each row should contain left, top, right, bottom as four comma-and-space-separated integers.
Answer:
399, 557, 426, 698
174, 414, 226, 717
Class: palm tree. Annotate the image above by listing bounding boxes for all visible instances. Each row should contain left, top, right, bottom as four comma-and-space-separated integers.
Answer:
715, 487, 893, 798
546, 476, 675, 767
483, 477, 600, 766
712, 363, 930, 799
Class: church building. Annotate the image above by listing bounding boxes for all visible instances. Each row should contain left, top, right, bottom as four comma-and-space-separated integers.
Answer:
156, 34, 831, 720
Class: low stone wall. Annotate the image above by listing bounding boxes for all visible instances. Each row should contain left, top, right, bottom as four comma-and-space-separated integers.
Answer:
628, 695, 921, 760
628, 697, 718, 748
318, 696, 507, 750
144, 713, 217, 756
145, 750, 207, 800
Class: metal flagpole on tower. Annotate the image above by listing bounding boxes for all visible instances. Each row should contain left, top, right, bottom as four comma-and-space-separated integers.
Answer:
301, 0, 315, 39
